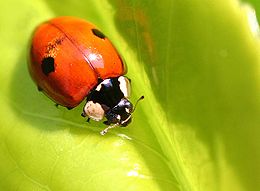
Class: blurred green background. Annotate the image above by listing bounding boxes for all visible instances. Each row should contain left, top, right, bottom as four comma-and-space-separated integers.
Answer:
0, 0, 259, 190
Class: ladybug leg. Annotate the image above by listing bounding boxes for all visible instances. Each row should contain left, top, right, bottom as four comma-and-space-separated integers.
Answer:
81, 112, 86, 117
55, 103, 59, 108
103, 120, 111, 125
66, 107, 73, 110
37, 86, 43, 91
81, 111, 90, 123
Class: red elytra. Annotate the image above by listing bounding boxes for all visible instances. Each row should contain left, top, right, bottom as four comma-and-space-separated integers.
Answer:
29, 16, 126, 108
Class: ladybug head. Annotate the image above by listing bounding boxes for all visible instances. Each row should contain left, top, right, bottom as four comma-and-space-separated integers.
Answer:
105, 98, 133, 125
101, 96, 144, 135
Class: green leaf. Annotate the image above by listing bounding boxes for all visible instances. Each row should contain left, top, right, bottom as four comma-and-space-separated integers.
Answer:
0, 0, 259, 191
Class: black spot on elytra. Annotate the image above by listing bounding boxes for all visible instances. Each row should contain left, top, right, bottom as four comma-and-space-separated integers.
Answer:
92, 29, 106, 39
41, 57, 55, 76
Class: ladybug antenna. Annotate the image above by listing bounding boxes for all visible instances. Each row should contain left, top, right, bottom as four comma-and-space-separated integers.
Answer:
132, 95, 144, 113
100, 123, 119, 135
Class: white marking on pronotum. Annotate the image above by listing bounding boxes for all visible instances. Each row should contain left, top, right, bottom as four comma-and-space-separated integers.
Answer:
118, 76, 131, 98
95, 83, 102, 91
95, 78, 111, 91
83, 101, 105, 121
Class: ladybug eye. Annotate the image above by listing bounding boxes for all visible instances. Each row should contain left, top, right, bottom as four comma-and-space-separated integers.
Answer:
92, 29, 106, 39
41, 57, 55, 76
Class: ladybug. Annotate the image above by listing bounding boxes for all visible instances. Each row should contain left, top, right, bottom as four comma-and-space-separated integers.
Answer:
29, 16, 143, 135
